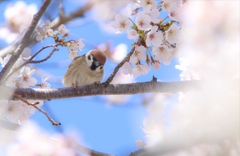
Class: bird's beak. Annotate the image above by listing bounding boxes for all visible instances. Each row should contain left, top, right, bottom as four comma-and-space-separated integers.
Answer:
94, 61, 100, 66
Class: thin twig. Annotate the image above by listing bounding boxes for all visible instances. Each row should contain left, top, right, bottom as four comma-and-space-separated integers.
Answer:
30, 45, 59, 63
104, 38, 143, 87
14, 94, 61, 126
0, 2, 92, 58
0, 0, 52, 82
1, 44, 60, 84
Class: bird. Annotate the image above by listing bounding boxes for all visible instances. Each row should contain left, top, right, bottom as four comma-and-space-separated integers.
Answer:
62, 49, 106, 87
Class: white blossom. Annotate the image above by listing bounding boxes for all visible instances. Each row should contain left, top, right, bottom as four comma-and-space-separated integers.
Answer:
67, 39, 85, 52
21, 47, 31, 60
127, 29, 139, 40
135, 12, 152, 31
130, 45, 146, 64
0, 54, 11, 67
144, 6, 161, 23
146, 26, 163, 47
111, 14, 130, 33
166, 23, 180, 44
132, 64, 150, 77
40, 77, 51, 88
162, 0, 178, 12
121, 62, 132, 75
36, 20, 54, 41
152, 60, 160, 70
68, 50, 78, 59
140, 0, 158, 10
58, 24, 69, 36
19, 67, 37, 88
0, 1, 37, 43
152, 45, 172, 62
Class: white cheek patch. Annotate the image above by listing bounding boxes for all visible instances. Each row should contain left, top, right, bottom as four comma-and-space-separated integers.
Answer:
85, 54, 93, 67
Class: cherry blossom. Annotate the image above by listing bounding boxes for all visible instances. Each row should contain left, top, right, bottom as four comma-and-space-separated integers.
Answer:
36, 27, 47, 41
144, 6, 161, 23
130, 45, 146, 64
36, 20, 54, 41
40, 77, 51, 88
121, 62, 132, 75
140, 0, 158, 10
68, 50, 78, 59
111, 14, 130, 33
135, 12, 152, 31
152, 45, 172, 62
168, 7, 183, 22
6, 122, 81, 156
0, 54, 11, 67
58, 24, 69, 36
132, 64, 150, 77
67, 39, 85, 52
146, 26, 163, 47
152, 60, 160, 70
127, 29, 139, 40
21, 47, 32, 60
162, 0, 178, 12
166, 23, 180, 44
19, 67, 37, 88
0, 1, 37, 43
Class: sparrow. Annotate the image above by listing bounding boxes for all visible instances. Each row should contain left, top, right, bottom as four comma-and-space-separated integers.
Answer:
63, 49, 106, 87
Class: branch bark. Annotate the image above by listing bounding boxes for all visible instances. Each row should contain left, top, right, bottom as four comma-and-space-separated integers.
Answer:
0, 80, 201, 100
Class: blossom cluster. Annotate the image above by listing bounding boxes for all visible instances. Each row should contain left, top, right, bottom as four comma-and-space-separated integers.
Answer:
0, 48, 50, 124
36, 21, 85, 59
111, 0, 184, 77
0, 1, 37, 43
137, 0, 240, 154
3, 122, 84, 156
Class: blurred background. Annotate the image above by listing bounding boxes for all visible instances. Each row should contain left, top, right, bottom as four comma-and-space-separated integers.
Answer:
0, 0, 181, 155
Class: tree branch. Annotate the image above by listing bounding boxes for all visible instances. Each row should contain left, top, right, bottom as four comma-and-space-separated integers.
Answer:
14, 94, 61, 126
1, 44, 60, 84
0, 0, 52, 83
104, 37, 143, 87
51, 2, 93, 30
0, 80, 201, 100
0, 1, 92, 58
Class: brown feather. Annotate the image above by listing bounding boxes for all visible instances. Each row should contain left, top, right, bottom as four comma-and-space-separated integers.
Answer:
90, 49, 106, 65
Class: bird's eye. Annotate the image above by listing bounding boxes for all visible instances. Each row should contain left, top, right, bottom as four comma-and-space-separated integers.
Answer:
100, 66, 103, 70
88, 55, 91, 60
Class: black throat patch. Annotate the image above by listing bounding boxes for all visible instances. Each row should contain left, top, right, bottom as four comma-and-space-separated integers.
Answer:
90, 56, 101, 71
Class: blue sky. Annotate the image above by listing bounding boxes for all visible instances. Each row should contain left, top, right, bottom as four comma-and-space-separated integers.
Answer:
0, 1, 181, 155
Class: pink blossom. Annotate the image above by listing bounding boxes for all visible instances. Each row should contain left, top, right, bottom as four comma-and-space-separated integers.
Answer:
121, 62, 132, 75
166, 23, 180, 44
127, 29, 139, 40
135, 12, 152, 31
130, 46, 146, 64
146, 26, 163, 47
132, 64, 150, 77
111, 14, 130, 33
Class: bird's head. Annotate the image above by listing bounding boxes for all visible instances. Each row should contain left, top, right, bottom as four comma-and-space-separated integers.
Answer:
85, 49, 106, 72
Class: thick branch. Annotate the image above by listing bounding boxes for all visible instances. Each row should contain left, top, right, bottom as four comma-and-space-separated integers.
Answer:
0, 0, 52, 83
0, 80, 201, 100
